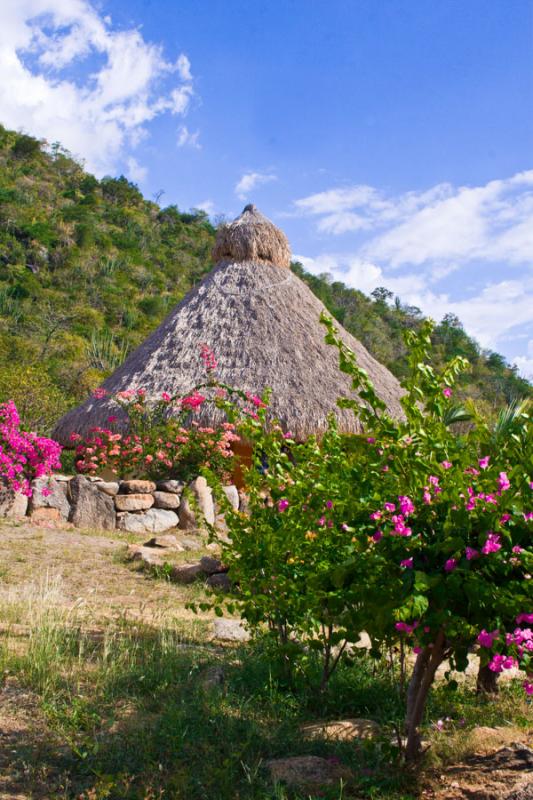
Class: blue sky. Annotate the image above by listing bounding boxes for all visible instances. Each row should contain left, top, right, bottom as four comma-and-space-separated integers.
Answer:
2, 0, 532, 375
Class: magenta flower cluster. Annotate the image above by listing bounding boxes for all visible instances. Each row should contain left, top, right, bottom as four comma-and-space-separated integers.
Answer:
477, 615, 533, 695
0, 401, 62, 496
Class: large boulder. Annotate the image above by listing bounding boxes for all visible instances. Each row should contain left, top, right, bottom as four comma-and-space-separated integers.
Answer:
0, 481, 28, 518
115, 493, 154, 512
168, 562, 204, 584
68, 475, 116, 530
178, 476, 215, 531
29, 477, 70, 520
116, 508, 178, 534
222, 485, 239, 511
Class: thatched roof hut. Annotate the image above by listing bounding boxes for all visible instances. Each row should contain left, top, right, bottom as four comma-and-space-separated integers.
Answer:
53, 204, 403, 445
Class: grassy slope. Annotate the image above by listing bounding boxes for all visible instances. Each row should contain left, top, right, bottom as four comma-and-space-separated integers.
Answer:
0, 521, 530, 800
0, 126, 530, 433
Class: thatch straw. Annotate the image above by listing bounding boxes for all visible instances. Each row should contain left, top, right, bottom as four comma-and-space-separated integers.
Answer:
212, 204, 291, 268
53, 207, 403, 445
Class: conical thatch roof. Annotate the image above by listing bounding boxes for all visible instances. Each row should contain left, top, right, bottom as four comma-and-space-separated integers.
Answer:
53, 206, 403, 445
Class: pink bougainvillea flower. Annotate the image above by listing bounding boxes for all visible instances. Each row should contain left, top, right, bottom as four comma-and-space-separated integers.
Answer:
367, 437, 375, 444
161, 392, 171, 403
384, 502, 396, 512
477, 629, 499, 648
442, 387, 452, 398
512, 545, 523, 554
400, 557, 414, 568
395, 620, 419, 634
398, 495, 415, 516
482, 532, 501, 555
444, 558, 458, 572
278, 498, 289, 512
181, 391, 206, 410
441, 460, 452, 469
524, 681, 533, 696
497, 472, 510, 492
372, 529, 383, 542
479, 456, 490, 469
516, 613, 533, 625
325, 500, 333, 509
465, 547, 479, 561
499, 513, 511, 524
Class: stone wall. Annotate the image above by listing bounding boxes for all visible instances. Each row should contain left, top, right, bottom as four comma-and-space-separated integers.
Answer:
0, 474, 240, 535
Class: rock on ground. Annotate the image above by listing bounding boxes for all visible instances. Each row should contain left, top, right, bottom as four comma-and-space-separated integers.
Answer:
206, 573, 232, 591
434, 743, 533, 800
126, 544, 166, 568
199, 556, 226, 575
116, 508, 178, 534
168, 562, 204, 584
300, 718, 380, 741
68, 476, 116, 530
212, 618, 249, 642
265, 755, 352, 788
143, 534, 184, 550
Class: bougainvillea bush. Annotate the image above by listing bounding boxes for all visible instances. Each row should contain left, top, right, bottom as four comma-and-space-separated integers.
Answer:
0, 400, 62, 496
203, 318, 531, 761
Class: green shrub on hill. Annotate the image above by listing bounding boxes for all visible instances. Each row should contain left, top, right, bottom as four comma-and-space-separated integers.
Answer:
0, 123, 529, 434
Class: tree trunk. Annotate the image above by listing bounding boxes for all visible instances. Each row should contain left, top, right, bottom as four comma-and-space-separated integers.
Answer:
477, 662, 499, 695
404, 630, 446, 761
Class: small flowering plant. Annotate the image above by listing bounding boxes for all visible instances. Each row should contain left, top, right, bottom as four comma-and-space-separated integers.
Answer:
72, 345, 260, 482
0, 400, 62, 496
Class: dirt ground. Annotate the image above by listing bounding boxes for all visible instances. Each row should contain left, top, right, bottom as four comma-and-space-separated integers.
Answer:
0, 519, 211, 630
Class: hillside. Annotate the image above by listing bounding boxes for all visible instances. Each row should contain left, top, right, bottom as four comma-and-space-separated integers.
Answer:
0, 125, 530, 432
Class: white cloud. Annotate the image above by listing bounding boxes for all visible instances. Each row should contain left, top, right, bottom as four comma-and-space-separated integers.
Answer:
196, 199, 215, 215
294, 172, 533, 268
295, 252, 533, 352
513, 340, 533, 379
126, 156, 147, 184
177, 124, 201, 149
175, 53, 192, 82
235, 171, 277, 200
0, 0, 196, 175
